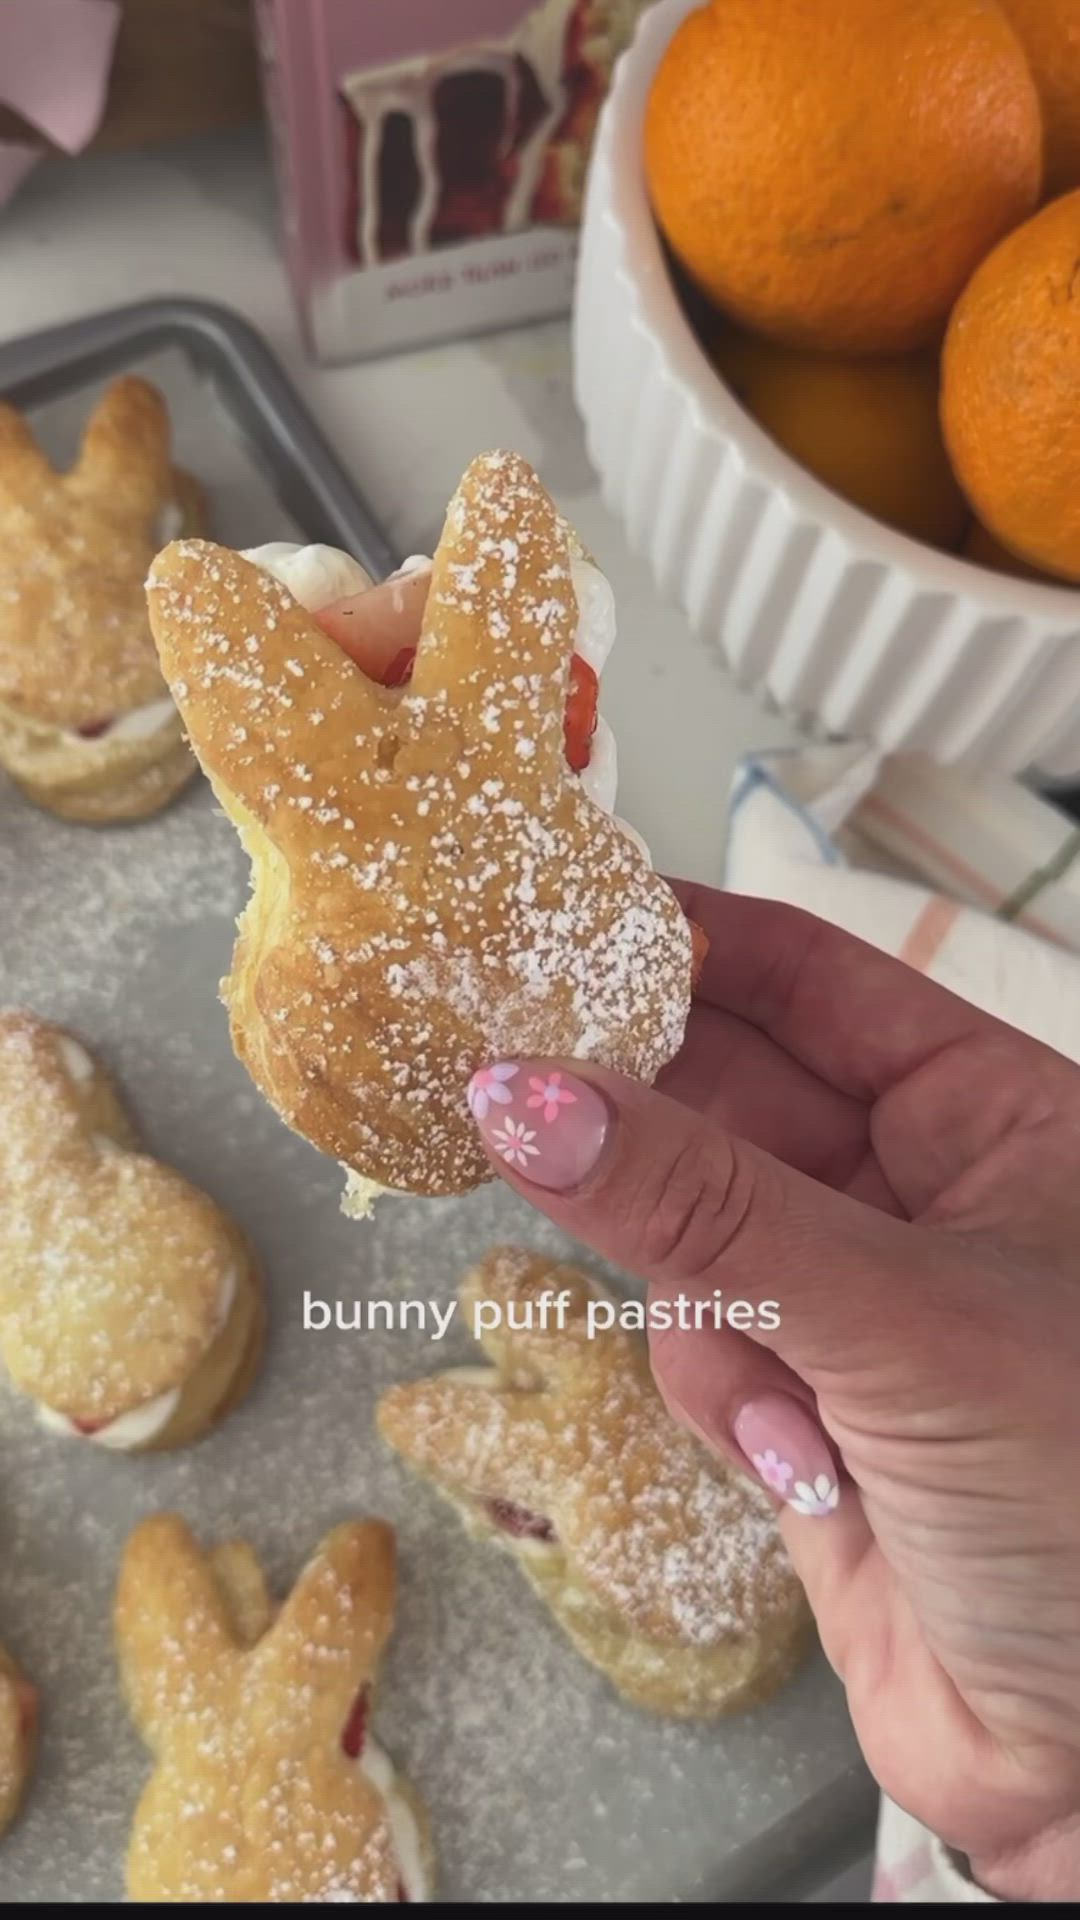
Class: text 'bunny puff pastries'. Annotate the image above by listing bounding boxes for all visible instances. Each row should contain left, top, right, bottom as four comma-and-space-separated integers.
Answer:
115, 1514, 433, 1901
0, 1013, 264, 1451
378, 1247, 811, 1719
0, 1645, 36, 1840
145, 452, 694, 1208
0, 376, 205, 824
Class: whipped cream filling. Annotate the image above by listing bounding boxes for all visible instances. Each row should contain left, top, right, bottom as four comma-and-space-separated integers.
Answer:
102, 695, 178, 743
339, 1169, 405, 1222
36, 1262, 239, 1451
581, 714, 618, 815
569, 554, 616, 678
57, 1036, 94, 1084
242, 542, 374, 611
156, 499, 185, 545
6, 693, 179, 754
37, 1385, 182, 1451
356, 1735, 429, 1902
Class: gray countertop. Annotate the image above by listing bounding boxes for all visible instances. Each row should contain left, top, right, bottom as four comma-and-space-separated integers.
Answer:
0, 142, 872, 1902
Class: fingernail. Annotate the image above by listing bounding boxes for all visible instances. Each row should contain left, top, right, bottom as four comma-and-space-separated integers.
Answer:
733, 1393, 840, 1518
466, 1061, 609, 1192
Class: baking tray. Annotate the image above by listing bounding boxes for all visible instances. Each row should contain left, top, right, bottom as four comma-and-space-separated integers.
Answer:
0, 299, 875, 1902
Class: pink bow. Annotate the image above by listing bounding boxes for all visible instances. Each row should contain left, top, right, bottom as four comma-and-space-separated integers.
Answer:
0, 0, 120, 206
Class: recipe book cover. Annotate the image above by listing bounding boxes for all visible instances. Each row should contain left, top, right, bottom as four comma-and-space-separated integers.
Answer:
257, 0, 653, 361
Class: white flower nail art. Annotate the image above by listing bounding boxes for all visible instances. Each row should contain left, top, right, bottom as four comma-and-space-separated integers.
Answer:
489, 1117, 541, 1170
788, 1474, 840, 1518
467, 1062, 518, 1121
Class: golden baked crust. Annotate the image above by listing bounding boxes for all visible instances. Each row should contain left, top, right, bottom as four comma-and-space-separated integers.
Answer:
379, 1248, 812, 1718
0, 1012, 262, 1445
0, 1644, 36, 1840
8, 731, 196, 825
116, 1514, 434, 1901
0, 376, 204, 823
146, 451, 692, 1197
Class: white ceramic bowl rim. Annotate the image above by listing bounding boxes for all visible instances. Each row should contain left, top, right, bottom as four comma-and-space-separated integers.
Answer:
612, 0, 1080, 622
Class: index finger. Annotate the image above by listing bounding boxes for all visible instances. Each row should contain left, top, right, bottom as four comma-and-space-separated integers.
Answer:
669, 882, 1000, 1100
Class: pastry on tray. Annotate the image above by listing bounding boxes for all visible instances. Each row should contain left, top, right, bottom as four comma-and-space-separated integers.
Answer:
378, 1248, 811, 1718
146, 450, 697, 1211
0, 1012, 263, 1452
0, 376, 204, 823
0, 1645, 36, 1840
116, 1513, 432, 1902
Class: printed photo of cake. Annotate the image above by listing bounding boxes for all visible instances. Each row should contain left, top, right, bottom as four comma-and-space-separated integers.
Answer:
340, 0, 653, 266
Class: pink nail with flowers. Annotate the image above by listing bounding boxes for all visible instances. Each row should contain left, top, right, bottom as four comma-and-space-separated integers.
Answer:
467, 1062, 518, 1121
526, 1071, 578, 1124
733, 1393, 840, 1519
488, 1116, 541, 1170
466, 1061, 610, 1192
753, 1448, 794, 1496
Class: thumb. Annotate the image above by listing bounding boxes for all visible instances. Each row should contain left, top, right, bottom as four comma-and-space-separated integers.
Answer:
467, 1056, 922, 1384
468, 1055, 906, 1538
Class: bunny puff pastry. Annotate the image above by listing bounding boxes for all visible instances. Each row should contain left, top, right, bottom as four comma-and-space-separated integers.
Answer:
0, 1645, 36, 1838
0, 1013, 263, 1450
379, 1249, 811, 1719
0, 377, 204, 823
145, 451, 692, 1202
116, 1514, 433, 1902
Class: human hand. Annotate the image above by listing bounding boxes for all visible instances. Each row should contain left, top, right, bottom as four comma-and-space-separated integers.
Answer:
465, 886, 1080, 1900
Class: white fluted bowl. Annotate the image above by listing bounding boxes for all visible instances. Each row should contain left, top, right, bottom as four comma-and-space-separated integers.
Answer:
573, 0, 1080, 776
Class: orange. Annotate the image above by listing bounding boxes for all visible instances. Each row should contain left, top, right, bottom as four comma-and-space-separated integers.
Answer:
962, 520, 1060, 584
998, 0, 1080, 195
711, 330, 967, 548
943, 190, 1080, 582
644, 0, 1042, 353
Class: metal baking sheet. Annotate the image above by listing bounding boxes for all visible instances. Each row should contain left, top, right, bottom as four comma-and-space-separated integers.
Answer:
0, 302, 874, 1902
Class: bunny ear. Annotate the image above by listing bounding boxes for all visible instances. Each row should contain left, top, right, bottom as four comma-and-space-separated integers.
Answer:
208, 1542, 274, 1649
409, 451, 576, 781
114, 1514, 240, 1748
460, 1247, 609, 1389
71, 377, 172, 523
0, 403, 52, 500
147, 540, 376, 854
378, 1372, 557, 1515
0, 1012, 131, 1195
257, 1522, 396, 1741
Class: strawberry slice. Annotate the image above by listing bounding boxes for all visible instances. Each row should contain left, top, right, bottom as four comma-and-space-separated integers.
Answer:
689, 918, 710, 988
340, 1682, 370, 1760
15, 1678, 37, 1738
313, 565, 431, 685
71, 1415, 109, 1436
564, 654, 598, 774
313, 570, 602, 776
382, 645, 417, 689
486, 1498, 556, 1543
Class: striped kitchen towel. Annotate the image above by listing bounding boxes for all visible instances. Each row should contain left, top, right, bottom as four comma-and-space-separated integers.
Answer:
722, 745, 1080, 1060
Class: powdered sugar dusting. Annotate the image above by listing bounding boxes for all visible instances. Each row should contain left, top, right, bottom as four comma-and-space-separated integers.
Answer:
0, 1011, 242, 1421
0, 1165, 853, 1901
0, 777, 245, 1011
379, 1249, 807, 1714
0, 376, 857, 1900
117, 1517, 416, 1900
146, 452, 692, 1196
